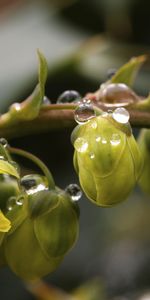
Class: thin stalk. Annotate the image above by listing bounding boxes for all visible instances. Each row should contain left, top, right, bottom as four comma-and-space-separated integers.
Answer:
8, 147, 55, 189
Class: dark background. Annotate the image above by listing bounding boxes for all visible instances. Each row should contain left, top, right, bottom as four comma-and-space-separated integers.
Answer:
0, 1, 150, 299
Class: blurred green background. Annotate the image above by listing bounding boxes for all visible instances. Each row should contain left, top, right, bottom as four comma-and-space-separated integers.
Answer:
0, 1, 150, 299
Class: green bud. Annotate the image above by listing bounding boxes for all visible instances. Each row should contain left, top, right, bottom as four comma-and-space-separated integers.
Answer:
72, 113, 143, 207
0, 174, 20, 211
138, 129, 150, 195
4, 185, 79, 280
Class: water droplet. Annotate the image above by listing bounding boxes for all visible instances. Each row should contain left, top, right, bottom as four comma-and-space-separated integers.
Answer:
21, 175, 47, 195
100, 83, 136, 105
43, 96, 51, 105
96, 136, 101, 142
101, 138, 107, 144
0, 156, 5, 160
82, 98, 91, 104
74, 137, 88, 153
112, 107, 130, 124
7, 196, 16, 211
16, 195, 24, 206
101, 111, 108, 118
74, 103, 96, 124
57, 90, 81, 103
21, 176, 36, 190
65, 184, 82, 201
26, 184, 47, 195
12, 103, 21, 111
90, 153, 95, 159
0, 138, 8, 148
90, 120, 97, 129
108, 109, 113, 115
110, 133, 121, 146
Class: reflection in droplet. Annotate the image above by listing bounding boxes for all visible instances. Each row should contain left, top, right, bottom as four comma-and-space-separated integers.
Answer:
90, 153, 95, 159
57, 90, 81, 103
74, 138, 88, 153
101, 111, 108, 118
90, 120, 97, 129
74, 103, 96, 124
65, 184, 82, 201
0, 138, 8, 148
26, 184, 46, 195
82, 98, 91, 104
21, 176, 36, 190
43, 96, 51, 105
96, 136, 101, 142
112, 107, 130, 124
12, 103, 21, 111
101, 138, 107, 144
7, 196, 16, 211
16, 195, 24, 206
110, 134, 121, 146
0, 156, 5, 160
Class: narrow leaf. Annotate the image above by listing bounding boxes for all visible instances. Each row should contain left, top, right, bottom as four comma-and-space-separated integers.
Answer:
0, 160, 20, 178
111, 55, 146, 86
0, 210, 11, 232
10, 50, 48, 120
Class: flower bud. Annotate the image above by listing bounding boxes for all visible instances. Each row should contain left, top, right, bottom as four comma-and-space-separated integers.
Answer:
4, 185, 79, 280
72, 113, 143, 207
138, 129, 150, 195
0, 174, 20, 211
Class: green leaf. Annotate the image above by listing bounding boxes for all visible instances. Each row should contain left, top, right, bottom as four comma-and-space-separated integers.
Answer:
0, 160, 20, 179
0, 210, 11, 232
111, 55, 146, 86
10, 50, 48, 120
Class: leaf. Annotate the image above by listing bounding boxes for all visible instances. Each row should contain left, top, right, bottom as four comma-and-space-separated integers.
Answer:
0, 160, 20, 178
111, 55, 146, 86
10, 50, 48, 120
0, 210, 11, 232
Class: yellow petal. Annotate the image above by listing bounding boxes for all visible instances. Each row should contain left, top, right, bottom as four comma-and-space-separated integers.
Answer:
0, 210, 11, 232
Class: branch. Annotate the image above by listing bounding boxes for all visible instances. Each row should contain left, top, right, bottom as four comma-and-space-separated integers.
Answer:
0, 98, 149, 139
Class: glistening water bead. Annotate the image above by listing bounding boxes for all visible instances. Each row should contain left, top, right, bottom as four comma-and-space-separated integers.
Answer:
57, 90, 81, 103
74, 103, 96, 125
65, 184, 82, 201
7, 196, 17, 211
0, 138, 8, 148
112, 107, 130, 124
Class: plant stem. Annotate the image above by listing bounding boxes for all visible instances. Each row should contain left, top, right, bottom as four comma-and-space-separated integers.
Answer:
0, 96, 149, 139
8, 147, 55, 189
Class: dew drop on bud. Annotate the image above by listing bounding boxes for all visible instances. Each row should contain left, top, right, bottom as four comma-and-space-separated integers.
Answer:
0, 138, 8, 148
112, 107, 130, 124
74, 137, 88, 153
65, 184, 82, 201
43, 96, 51, 105
21, 176, 37, 190
16, 195, 24, 206
110, 133, 121, 146
74, 103, 96, 124
7, 196, 16, 211
57, 90, 81, 104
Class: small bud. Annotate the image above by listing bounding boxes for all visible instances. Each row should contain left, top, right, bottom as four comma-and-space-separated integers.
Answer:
0, 174, 20, 211
4, 185, 79, 280
72, 112, 143, 207
138, 129, 150, 195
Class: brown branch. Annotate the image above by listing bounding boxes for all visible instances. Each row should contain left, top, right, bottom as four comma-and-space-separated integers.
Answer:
0, 101, 149, 139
